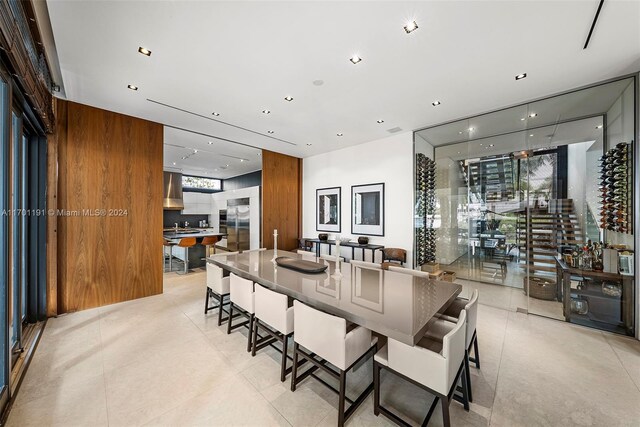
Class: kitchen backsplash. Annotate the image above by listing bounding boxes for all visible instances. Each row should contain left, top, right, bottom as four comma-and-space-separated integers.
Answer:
163, 210, 210, 228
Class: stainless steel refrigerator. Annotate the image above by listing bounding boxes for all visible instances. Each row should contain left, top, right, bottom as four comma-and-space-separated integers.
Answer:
226, 198, 250, 252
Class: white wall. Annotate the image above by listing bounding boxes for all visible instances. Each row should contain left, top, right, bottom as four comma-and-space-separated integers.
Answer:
303, 132, 414, 267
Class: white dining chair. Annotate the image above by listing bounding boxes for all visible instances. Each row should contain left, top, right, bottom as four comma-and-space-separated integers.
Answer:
291, 301, 378, 427
228, 273, 256, 352
205, 252, 239, 322
243, 248, 267, 253
350, 259, 381, 269
439, 289, 480, 402
374, 311, 469, 427
252, 285, 295, 381
388, 265, 431, 278
296, 249, 317, 258
320, 253, 345, 262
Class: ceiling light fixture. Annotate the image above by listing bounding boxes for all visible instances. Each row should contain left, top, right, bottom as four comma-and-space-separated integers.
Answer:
403, 20, 418, 34
349, 55, 362, 64
337, 133, 344, 137
468, 127, 474, 132
306, 143, 312, 146
212, 112, 220, 116
284, 96, 293, 102
489, 144, 494, 147
458, 131, 463, 135
208, 141, 213, 145
262, 109, 271, 114
193, 149, 198, 153
432, 100, 441, 106
377, 119, 384, 124
529, 112, 537, 118
138, 47, 151, 56
267, 130, 274, 134
596, 125, 603, 129
240, 159, 244, 162
181, 156, 186, 160
529, 134, 534, 137
520, 117, 526, 121
127, 84, 138, 91
515, 73, 527, 80
172, 162, 176, 166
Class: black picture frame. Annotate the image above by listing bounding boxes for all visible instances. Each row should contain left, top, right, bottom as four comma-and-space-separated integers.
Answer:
316, 186, 341, 232
351, 183, 385, 236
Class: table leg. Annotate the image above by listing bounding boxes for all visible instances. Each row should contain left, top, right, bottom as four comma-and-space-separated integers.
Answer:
315, 243, 320, 257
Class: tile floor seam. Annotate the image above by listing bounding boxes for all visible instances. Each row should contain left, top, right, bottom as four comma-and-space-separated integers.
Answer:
487, 307, 510, 427
602, 331, 640, 394
97, 308, 111, 427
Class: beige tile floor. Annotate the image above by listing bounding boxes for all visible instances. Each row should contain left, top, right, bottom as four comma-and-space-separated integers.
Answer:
7, 269, 640, 426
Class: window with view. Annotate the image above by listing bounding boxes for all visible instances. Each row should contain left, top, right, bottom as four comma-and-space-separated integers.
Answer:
182, 175, 222, 191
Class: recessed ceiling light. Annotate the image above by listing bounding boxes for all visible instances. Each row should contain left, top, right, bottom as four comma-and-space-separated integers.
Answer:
257, 152, 262, 156
403, 20, 418, 34
489, 144, 494, 147
596, 125, 603, 129
138, 47, 151, 56
479, 143, 483, 146
377, 119, 384, 124
520, 117, 526, 121
267, 130, 274, 134
240, 159, 244, 162
528, 112, 537, 118
181, 156, 186, 160
337, 133, 343, 136
262, 109, 271, 114
468, 127, 474, 132
226, 164, 229, 167
349, 55, 362, 64
172, 162, 176, 166
432, 100, 441, 106
284, 96, 293, 102
458, 131, 463, 135
212, 112, 220, 116
515, 73, 527, 80
457, 151, 461, 154
306, 143, 312, 146
529, 134, 534, 137
208, 141, 213, 145
193, 149, 198, 153
127, 84, 138, 91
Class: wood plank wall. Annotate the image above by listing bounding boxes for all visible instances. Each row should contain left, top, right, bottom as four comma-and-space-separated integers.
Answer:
53, 100, 163, 313
261, 150, 302, 250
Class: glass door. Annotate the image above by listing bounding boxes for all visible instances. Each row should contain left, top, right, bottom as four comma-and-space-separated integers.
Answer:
9, 110, 23, 366
0, 68, 10, 409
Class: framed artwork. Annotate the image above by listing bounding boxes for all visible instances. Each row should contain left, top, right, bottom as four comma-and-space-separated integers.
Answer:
351, 183, 384, 236
316, 187, 341, 232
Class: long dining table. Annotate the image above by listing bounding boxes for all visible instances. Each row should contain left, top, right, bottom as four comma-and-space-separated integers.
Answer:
207, 249, 462, 346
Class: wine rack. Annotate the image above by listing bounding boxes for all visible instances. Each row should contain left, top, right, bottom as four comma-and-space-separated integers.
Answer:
416, 154, 436, 265
599, 142, 632, 234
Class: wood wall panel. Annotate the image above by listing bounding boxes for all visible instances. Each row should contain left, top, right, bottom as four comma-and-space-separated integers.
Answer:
261, 150, 302, 250
56, 100, 163, 313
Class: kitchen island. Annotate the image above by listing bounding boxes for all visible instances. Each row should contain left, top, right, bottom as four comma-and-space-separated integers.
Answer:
163, 230, 226, 269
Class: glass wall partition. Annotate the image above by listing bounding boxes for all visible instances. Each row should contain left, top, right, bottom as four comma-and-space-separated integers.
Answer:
414, 76, 637, 336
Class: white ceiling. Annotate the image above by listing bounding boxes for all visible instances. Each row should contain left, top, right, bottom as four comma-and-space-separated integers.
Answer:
46, 1, 640, 158
163, 127, 262, 178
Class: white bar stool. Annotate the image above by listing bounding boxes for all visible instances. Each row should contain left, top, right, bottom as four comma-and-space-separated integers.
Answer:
204, 253, 239, 325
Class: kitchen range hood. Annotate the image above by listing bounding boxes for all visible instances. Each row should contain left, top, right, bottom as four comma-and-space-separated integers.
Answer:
163, 172, 184, 210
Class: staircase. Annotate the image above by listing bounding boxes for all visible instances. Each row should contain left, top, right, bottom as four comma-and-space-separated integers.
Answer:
517, 199, 583, 279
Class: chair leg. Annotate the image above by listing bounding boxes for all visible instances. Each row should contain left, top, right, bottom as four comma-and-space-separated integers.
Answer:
460, 362, 470, 411
227, 303, 234, 334
473, 335, 481, 369
169, 246, 173, 272
465, 349, 473, 403
373, 361, 381, 416
280, 334, 288, 382
251, 318, 259, 356
290, 342, 300, 392
217, 294, 225, 326
247, 314, 254, 352
204, 288, 209, 314
441, 395, 451, 427
338, 370, 347, 427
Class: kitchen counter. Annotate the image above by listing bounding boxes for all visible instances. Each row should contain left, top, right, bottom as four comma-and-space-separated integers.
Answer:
163, 230, 226, 240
